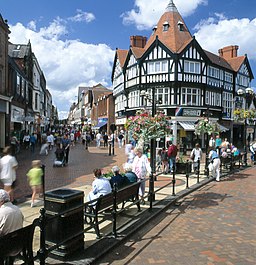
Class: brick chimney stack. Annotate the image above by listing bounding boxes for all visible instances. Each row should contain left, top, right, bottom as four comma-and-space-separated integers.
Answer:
218, 45, 239, 60
130, 36, 147, 48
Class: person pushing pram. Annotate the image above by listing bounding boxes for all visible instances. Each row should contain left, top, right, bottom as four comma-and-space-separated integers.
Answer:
53, 144, 66, 167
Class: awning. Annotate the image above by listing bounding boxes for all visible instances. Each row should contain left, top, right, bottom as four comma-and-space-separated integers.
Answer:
218, 124, 229, 132
93, 121, 107, 129
179, 121, 229, 132
178, 121, 196, 131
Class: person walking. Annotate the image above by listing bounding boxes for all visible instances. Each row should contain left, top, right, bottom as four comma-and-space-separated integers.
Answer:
160, 147, 169, 174
167, 141, 178, 172
208, 147, 221, 181
190, 143, 202, 172
30, 133, 36, 153
132, 147, 151, 204
61, 134, 71, 164
26, 160, 44, 207
96, 132, 102, 148
103, 133, 109, 147
0, 146, 18, 202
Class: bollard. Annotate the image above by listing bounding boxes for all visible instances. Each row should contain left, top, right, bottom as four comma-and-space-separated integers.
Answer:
112, 183, 117, 238
41, 164, 46, 202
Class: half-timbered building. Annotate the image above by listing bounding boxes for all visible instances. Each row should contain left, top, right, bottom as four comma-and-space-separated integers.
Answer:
112, 0, 254, 149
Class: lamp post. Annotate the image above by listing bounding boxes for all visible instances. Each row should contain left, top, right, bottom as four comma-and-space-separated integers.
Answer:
237, 87, 255, 166
140, 89, 158, 204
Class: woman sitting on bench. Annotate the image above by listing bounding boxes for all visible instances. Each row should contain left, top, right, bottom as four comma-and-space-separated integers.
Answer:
87, 168, 112, 202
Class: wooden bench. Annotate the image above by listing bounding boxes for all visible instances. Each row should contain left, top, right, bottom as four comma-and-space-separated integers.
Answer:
0, 219, 38, 265
84, 181, 141, 238
220, 154, 242, 172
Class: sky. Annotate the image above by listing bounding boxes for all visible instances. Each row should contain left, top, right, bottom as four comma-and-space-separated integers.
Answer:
1, 0, 256, 119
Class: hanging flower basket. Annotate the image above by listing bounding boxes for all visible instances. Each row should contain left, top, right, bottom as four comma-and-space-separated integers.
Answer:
194, 119, 220, 136
124, 109, 171, 144
233, 109, 256, 122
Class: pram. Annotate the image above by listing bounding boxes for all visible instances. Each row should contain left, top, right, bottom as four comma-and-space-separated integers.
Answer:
53, 147, 66, 167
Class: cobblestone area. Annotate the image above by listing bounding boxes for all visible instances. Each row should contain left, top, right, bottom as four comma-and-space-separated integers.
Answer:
98, 168, 256, 265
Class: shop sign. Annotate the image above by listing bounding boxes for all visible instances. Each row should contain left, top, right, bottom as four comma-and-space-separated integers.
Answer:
183, 109, 201, 117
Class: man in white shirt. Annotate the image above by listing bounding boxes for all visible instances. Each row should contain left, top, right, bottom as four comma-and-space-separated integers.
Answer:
0, 189, 24, 236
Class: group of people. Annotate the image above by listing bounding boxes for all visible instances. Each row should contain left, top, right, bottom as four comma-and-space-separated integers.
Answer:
88, 145, 151, 205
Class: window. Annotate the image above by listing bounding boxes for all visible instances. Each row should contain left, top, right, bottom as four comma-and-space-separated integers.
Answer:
148, 60, 168, 74
205, 91, 221, 107
184, 61, 200, 74
225, 72, 233, 83
181, 88, 200, 106
129, 91, 140, 108
208, 66, 220, 79
16, 75, 21, 94
163, 22, 169, 31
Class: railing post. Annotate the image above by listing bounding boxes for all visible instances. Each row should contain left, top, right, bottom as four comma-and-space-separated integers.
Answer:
172, 167, 176, 196
112, 183, 117, 238
197, 157, 200, 183
38, 208, 46, 265
185, 160, 189, 189
230, 154, 233, 172
108, 143, 112, 156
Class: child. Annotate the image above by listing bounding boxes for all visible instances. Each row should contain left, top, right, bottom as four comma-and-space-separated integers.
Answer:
26, 160, 43, 207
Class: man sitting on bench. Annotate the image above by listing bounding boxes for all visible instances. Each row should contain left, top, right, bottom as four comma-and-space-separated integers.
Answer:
0, 189, 24, 263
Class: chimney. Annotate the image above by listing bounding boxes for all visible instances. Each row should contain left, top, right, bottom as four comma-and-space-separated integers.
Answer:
130, 36, 147, 48
218, 45, 239, 60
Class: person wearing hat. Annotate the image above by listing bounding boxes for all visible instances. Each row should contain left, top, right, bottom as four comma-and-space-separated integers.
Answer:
0, 189, 24, 236
0, 146, 18, 202
26, 160, 44, 207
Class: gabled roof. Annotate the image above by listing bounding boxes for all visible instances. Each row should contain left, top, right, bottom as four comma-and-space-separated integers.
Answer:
143, 0, 193, 53
130, 46, 144, 59
8, 41, 32, 58
116, 49, 128, 67
204, 50, 233, 71
227, 56, 246, 72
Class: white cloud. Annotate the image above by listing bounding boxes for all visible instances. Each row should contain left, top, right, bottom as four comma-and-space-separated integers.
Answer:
122, 0, 207, 30
8, 20, 114, 120
194, 14, 256, 61
68, 9, 95, 23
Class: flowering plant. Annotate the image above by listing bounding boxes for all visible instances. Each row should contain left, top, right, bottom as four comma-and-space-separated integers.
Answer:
194, 119, 220, 135
233, 109, 256, 121
124, 109, 171, 143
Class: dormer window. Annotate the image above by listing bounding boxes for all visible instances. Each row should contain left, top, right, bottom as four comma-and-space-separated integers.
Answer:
177, 20, 184, 31
163, 21, 169, 31
152, 26, 157, 35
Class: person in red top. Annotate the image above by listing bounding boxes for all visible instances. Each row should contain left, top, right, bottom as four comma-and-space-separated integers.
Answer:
167, 141, 177, 172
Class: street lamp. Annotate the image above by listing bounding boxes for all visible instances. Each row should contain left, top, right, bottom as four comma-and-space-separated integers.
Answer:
237, 87, 254, 166
140, 88, 160, 204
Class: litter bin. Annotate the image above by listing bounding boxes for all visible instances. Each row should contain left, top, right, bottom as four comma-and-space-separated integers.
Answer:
44, 188, 84, 258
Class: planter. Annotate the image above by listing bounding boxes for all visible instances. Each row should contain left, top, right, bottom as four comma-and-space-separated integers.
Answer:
176, 162, 192, 174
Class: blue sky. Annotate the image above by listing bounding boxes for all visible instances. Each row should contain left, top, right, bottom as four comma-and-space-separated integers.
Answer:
1, 0, 256, 119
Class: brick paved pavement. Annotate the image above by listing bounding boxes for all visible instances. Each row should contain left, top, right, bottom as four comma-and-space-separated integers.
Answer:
98, 167, 256, 265
1, 141, 128, 202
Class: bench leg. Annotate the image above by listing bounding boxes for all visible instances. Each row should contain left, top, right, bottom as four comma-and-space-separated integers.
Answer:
94, 216, 101, 239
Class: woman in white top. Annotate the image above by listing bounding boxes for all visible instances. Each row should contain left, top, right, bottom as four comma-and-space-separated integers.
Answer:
0, 146, 18, 202
87, 168, 112, 202
190, 143, 202, 172
132, 147, 151, 204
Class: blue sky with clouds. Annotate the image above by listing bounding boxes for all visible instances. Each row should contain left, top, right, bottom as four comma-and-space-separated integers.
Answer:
1, 0, 256, 119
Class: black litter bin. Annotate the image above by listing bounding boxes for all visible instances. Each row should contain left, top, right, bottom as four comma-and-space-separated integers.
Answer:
44, 188, 84, 258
